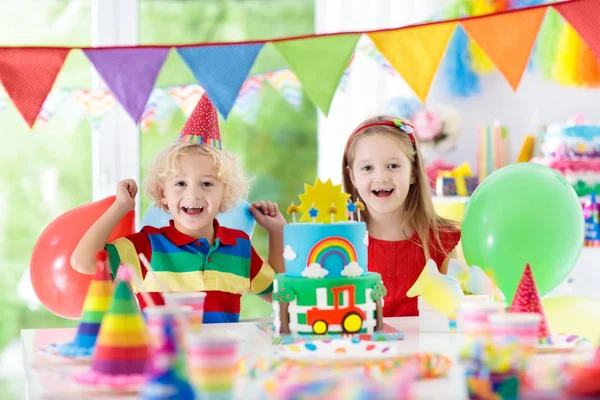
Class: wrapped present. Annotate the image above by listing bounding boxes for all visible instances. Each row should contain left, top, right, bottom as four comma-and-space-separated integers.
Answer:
436, 162, 479, 196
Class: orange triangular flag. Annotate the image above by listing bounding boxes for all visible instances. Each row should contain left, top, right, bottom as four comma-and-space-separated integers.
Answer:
508, 264, 553, 343
461, 7, 546, 91
0, 47, 70, 128
369, 22, 457, 103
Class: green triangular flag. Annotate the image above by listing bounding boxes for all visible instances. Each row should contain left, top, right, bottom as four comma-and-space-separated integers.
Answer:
273, 33, 359, 115
109, 281, 139, 314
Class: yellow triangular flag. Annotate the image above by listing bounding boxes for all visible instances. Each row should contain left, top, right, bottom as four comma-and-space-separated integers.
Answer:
369, 22, 457, 103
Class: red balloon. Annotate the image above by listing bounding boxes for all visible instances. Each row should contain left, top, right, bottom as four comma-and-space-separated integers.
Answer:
30, 196, 135, 319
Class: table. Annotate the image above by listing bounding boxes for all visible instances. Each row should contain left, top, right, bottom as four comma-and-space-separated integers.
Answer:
20, 317, 585, 399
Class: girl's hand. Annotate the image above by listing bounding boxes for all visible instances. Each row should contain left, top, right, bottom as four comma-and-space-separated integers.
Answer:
115, 179, 137, 213
250, 201, 286, 234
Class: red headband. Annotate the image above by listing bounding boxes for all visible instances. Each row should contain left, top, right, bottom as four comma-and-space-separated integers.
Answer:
344, 119, 416, 156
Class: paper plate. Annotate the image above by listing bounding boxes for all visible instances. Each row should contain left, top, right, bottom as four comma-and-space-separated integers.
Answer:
536, 334, 592, 354
277, 339, 402, 365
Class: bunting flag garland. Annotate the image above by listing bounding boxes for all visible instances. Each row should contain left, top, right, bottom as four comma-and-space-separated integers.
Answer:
36, 89, 71, 129
461, 6, 547, 90
233, 75, 263, 124
74, 90, 116, 130
177, 43, 264, 118
0, 0, 599, 128
84, 48, 169, 123
0, 86, 9, 118
168, 85, 205, 118
369, 22, 458, 103
0, 48, 70, 128
264, 70, 302, 110
273, 33, 360, 115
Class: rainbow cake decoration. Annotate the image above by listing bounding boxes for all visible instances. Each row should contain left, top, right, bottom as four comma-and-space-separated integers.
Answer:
41, 250, 114, 360
273, 178, 387, 336
74, 265, 150, 391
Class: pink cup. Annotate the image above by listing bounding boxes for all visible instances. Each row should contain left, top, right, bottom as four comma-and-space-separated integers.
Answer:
489, 313, 541, 354
163, 292, 207, 332
461, 301, 506, 341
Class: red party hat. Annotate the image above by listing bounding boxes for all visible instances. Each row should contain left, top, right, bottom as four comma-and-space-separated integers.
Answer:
178, 93, 222, 149
508, 264, 553, 343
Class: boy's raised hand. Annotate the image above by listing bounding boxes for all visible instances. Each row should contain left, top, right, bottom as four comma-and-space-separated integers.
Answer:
249, 200, 286, 234
115, 179, 138, 212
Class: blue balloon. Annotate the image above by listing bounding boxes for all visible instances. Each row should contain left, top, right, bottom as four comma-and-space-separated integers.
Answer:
140, 200, 256, 238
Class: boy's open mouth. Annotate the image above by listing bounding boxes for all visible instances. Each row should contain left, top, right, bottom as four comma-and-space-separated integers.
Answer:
372, 189, 394, 198
182, 206, 204, 215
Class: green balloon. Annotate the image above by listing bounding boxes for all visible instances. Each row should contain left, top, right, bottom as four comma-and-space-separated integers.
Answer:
462, 162, 583, 303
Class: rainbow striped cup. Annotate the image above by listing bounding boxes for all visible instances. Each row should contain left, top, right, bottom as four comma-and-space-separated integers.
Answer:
163, 292, 206, 332
460, 301, 506, 341
489, 313, 541, 356
186, 332, 238, 400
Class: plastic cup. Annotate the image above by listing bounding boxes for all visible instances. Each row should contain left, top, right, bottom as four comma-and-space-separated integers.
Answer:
489, 312, 541, 371
186, 332, 238, 400
163, 292, 207, 331
143, 305, 192, 349
460, 301, 506, 341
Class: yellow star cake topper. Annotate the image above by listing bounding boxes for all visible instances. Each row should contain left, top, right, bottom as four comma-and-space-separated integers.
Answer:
298, 178, 350, 224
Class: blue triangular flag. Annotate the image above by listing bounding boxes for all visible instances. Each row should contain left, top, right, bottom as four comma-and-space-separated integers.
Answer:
177, 43, 263, 118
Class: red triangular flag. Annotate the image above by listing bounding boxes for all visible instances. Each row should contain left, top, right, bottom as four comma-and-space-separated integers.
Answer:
0, 47, 70, 127
178, 93, 222, 149
555, 0, 600, 61
508, 264, 552, 341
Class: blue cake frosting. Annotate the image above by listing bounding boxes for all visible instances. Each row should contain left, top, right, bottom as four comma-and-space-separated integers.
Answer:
283, 222, 368, 279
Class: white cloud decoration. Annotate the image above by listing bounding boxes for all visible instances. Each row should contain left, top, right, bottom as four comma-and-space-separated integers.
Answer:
301, 263, 329, 279
341, 261, 364, 277
283, 245, 297, 261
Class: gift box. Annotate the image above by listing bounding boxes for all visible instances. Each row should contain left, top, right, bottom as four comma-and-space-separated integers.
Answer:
435, 163, 479, 196
584, 192, 600, 247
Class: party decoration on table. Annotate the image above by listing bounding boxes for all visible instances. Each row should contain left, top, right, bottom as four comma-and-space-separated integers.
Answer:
462, 162, 584, 303
39, 250, 114, 361
446, 259, 505, 300
460, 339, 522, 400
139, 317, 195, 400
297, 179, 350, 223
542, 296, 600, 347
508, 264, 553, 345
476, 121, 511, 181
277, 339, 402, 365
30, 195, 135, 319
406, 259, 464, 317
73, 265, 149, 392
268, 340, 451, 380
584, 192, 600, 247
263, 365, 418, 400
255, 322, 404, 345
536, 333, 592, 354
435, 162, 479, 197
562, 343, 600, 398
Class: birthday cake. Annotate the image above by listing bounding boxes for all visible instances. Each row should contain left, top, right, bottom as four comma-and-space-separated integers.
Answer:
273, 179, 386, 336
532, 122, 600, 196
